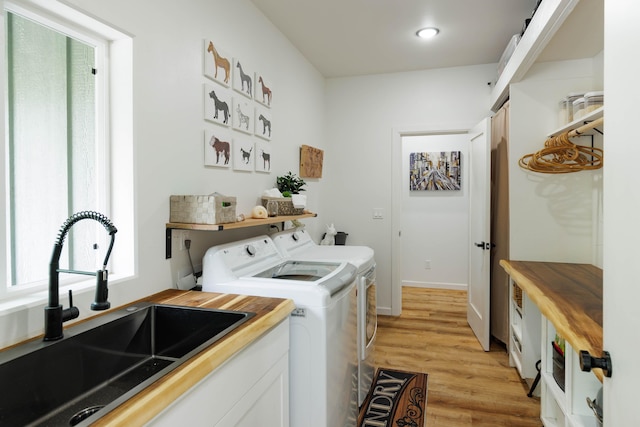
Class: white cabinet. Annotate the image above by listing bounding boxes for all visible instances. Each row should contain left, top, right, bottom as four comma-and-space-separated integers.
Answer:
508, 278, 541, 384
502, 260, 603, 427
540, 319, 602, 427
147, 319, 290, 427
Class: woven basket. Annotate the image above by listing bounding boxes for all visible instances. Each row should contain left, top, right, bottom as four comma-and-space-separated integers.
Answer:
261, 197, 304, 216
170, 194, 236, 224
512, 282, 523, 309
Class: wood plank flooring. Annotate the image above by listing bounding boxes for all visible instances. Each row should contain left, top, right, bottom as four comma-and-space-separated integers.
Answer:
372, 287, 541, 426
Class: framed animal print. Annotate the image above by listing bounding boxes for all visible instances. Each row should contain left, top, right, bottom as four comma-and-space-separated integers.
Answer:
232, 97, 253, 134
233, 136, 254, 171
232, 58, 254, 99
254, 105, 272, 141
409, 151, 461, 191
204, 84, 231, 127
204, 129, 232, 168
255, 73, 273, 108
255, 140, 272, 173
203, 39, 231, 87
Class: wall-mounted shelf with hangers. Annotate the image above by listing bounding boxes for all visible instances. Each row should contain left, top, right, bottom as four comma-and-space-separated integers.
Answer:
165, 212, 317, 259
549, 106, 604, 138
519, 107, 604, 174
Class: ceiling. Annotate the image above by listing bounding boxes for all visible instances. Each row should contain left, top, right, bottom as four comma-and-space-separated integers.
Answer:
250, 0, 604, 78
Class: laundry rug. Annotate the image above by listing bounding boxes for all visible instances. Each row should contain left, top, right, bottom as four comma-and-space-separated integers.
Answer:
358, 368, 428, 427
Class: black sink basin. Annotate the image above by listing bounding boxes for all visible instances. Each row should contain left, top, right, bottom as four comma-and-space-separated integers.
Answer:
0, 302, 254, 426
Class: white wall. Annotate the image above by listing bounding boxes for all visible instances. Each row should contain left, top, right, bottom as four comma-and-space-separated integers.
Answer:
0, 0, 326, 347
603, 1, 640, 423
401, 134, 469, 289
324, 64, 496, 313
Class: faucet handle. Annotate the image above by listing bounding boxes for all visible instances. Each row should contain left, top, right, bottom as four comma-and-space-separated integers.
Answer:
62, 290, 80, 322
91, 270, 110, 311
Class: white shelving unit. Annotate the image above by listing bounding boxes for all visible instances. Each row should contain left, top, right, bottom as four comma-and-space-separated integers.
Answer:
502, 260, 604, 427
508, 279, 542, 386
540, 320, 602, 427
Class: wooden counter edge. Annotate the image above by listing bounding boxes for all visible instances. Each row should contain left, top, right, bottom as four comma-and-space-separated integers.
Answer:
499, 259, 604, 382
91, 293, 295, 427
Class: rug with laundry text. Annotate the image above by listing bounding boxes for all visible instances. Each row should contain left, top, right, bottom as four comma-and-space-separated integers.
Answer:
358, 368, 428, 427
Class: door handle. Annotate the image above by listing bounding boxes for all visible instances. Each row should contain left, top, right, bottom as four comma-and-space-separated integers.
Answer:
474, 242, 492, 250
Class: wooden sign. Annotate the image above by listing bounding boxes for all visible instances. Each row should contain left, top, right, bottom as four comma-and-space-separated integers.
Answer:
299, 145, 323, 178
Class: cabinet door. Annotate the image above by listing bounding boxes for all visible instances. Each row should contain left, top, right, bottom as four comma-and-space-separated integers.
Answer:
217, 355, 289, 427
147, 319, 290, 426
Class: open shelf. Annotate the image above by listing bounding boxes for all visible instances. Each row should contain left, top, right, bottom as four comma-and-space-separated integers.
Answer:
165, 212, 317, 258
549, 106, 604, 137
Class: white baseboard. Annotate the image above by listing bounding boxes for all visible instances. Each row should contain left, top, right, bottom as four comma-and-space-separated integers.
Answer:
402, 280, 468, 291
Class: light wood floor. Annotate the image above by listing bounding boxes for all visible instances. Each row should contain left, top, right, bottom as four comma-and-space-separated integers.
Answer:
372, 287, 541, 426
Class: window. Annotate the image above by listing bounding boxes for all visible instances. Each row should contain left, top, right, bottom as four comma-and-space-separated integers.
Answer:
2, 1, 134, 299
6, 8, 107, 288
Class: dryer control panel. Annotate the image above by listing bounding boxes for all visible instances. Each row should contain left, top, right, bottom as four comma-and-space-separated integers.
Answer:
211, 236, 282, 278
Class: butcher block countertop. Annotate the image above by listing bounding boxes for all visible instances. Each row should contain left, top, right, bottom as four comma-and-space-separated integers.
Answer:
499, 260, 603, 381
90, 289, 295, 426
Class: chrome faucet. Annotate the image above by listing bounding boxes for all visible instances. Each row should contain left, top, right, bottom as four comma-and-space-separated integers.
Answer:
44, 211, 118, 341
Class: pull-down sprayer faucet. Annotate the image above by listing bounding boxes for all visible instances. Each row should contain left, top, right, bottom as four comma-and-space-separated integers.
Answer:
44, 211, 118, 341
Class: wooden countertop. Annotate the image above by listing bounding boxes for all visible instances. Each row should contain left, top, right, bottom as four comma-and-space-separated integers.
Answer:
89, 290, 295, 426
499, 260, 603, 381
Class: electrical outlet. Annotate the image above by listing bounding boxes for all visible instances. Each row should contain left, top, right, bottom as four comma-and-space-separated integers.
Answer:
424, 260, 431, 269
177, 231, 191, 251
373, 208, 384, 219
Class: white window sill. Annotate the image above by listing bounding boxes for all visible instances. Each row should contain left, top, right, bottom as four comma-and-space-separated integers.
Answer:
0, 274, 131, 316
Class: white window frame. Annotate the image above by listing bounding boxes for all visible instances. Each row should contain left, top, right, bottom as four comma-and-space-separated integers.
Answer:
0, 0, 135, 308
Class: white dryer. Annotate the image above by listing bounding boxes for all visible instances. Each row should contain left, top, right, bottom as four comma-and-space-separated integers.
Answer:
271, 228, 377, 407
202, 236, 359, 427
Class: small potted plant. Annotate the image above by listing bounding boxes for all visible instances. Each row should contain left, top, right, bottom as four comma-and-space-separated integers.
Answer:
264, 172, 307, 215
276, 171, 306, 197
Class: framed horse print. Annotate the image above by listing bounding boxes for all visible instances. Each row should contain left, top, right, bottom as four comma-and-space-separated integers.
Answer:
254, 140, 272, 173
232, 136, 254, 171
204, 84, 231, 127
232, 97, 253, 134
254, 105, 272, 141
203, 39, 231, 87
232, 58, 254, 99
204, 129, 232, 168
255, 73, 273, 108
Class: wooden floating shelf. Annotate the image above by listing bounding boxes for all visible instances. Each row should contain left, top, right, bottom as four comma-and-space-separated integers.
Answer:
165, 212, 317, 258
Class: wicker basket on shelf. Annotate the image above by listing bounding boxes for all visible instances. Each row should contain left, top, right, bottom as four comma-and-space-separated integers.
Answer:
261, 197, 304, 216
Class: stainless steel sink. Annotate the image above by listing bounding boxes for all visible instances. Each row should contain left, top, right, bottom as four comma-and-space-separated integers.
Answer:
0, 302, 254, 426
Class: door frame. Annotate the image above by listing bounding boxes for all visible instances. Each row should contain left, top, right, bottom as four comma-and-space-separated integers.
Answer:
391, 123, 476, 316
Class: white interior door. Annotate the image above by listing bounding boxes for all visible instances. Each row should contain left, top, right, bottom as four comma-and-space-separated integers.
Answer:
467, 118, 491, 351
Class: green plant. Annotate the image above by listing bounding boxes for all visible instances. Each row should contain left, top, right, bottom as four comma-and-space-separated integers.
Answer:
276, 171, 306, 197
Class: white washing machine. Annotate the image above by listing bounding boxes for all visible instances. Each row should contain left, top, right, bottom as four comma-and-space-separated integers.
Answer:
271, 228, 377, 407
202, 236, 359, 427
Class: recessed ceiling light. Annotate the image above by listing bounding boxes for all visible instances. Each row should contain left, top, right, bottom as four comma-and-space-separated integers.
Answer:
416, 27, 439, 39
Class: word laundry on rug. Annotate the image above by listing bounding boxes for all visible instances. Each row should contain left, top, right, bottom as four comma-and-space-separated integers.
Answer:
358, 368, 428, 427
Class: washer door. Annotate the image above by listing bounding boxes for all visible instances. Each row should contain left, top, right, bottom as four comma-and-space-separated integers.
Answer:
362, 269, 377, 358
